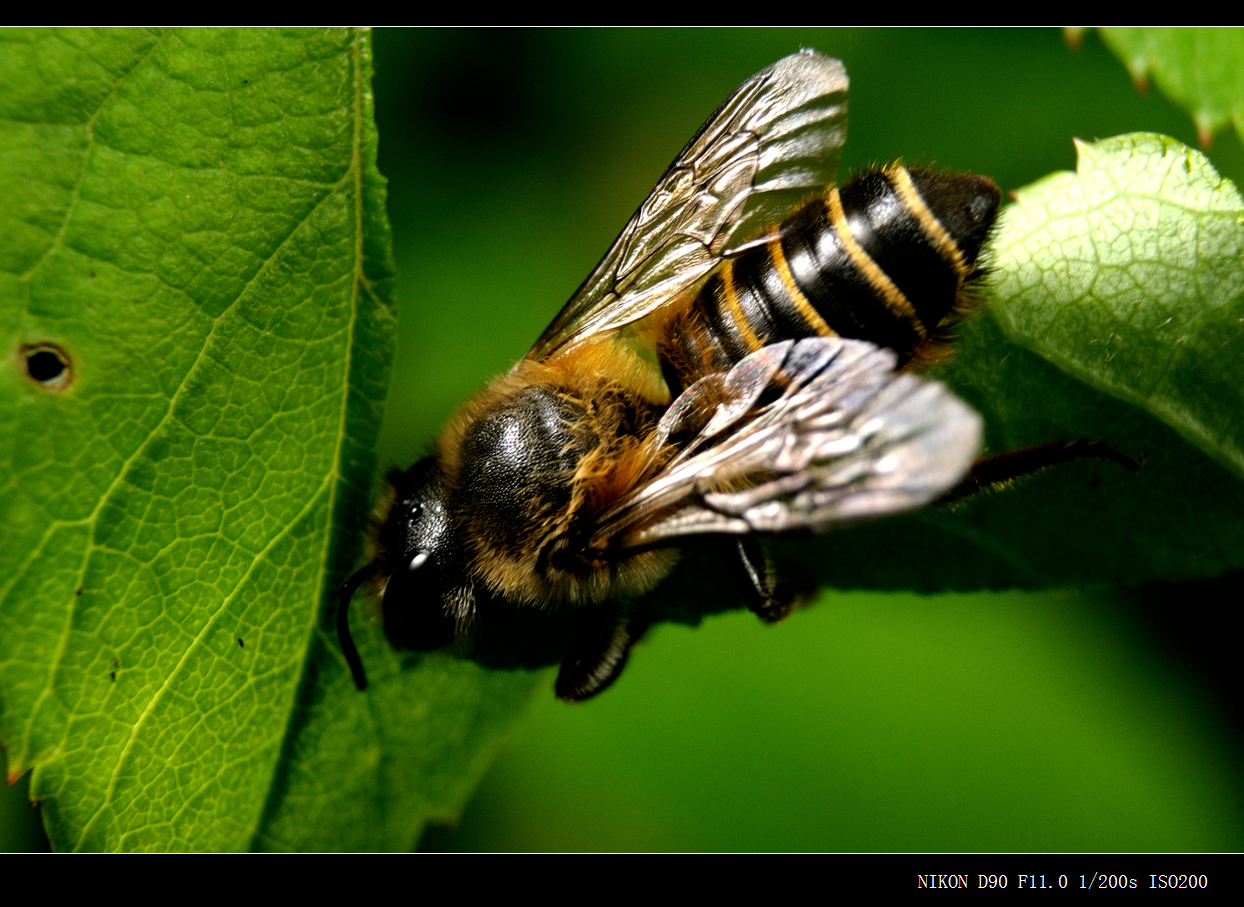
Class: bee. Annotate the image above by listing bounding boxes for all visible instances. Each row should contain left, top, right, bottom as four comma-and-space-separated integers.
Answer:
339, 51, 1003, 701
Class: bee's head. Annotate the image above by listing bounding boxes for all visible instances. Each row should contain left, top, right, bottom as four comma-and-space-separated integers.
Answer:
374, 456, 474, 653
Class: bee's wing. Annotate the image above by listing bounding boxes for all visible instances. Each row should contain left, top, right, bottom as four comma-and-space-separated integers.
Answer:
528, 51, 848, 362
588, 337, 983, 551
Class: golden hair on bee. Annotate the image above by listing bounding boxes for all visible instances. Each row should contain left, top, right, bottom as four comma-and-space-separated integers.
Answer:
428, 346, 678, 610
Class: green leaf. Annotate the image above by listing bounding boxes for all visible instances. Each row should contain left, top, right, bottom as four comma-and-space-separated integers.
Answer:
1097, 27, 1244, 146
995, 134, 1244, 480
765, 133, 1244, 593
0, 27, 537, 852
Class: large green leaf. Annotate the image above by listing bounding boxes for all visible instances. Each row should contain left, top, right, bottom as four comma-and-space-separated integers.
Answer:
1096, 28, 1244, 146
0, 27, 538, 852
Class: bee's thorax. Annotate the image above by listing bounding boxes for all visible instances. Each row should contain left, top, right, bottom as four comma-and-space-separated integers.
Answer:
437, 358, 673, 607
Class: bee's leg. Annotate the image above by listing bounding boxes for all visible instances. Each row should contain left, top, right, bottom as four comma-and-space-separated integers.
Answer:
556, 604, 633, 702
723, 537, 797, 624
939, 439, 1144, 503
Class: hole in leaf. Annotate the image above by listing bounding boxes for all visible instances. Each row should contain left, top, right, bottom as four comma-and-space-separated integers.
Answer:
27, 351, 64, 381
20, 343, 72, 390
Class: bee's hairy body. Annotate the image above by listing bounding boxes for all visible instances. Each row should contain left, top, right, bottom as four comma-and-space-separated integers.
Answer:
423, 164, 997, 612
339, 52, 1018, 702
436, 354, 675, 609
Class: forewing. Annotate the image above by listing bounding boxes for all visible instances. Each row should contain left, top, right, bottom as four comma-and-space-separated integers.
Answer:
528, 51, 848, 361
589, 338, 983, 551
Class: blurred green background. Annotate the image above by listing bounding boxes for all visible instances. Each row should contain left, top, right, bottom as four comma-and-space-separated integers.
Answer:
370, 28, 1242, 852
3, 27, 1242, 852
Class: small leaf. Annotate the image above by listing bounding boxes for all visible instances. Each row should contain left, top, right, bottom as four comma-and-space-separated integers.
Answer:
1097, 28, 1244, 146
996, 134, 1244, 480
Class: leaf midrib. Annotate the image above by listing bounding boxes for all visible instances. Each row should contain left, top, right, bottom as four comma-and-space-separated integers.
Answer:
247, 28, 372, 853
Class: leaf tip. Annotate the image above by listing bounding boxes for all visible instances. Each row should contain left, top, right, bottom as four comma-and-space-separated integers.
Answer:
1196, 120, 1215, 151
1063, 27, 1085, 51
1071, 136, 1090, 164
1123, 56, 1150, 95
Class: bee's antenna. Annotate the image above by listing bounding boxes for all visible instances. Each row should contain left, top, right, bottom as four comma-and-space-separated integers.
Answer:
338, 565, 377, 691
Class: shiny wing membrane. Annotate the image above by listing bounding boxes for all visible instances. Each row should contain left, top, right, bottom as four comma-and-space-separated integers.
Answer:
528, 51, 849, 362
588, 338, 983, 551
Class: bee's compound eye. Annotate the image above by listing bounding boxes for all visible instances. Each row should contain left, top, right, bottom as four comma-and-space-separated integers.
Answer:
407, 550, 430, 572
20, 343, 72, 390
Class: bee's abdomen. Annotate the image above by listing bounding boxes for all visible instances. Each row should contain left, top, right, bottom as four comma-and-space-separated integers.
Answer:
664, 165, 1000, 388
